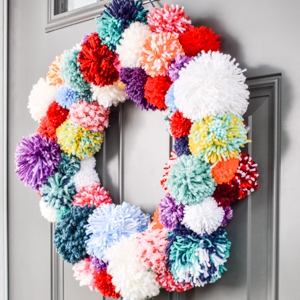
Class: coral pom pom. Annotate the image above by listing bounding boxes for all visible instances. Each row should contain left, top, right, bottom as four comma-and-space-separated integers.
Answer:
169, 110, 192, 138
144, 76, 172, 110
179, 26, 221, 57
46, 101, 69, 128
151, 207, 165, 230
212, 158, 239, 184
73, 258, 96, 290
37, 116, 57, 141
94, 270, 120, 298
160, 150, 177, 191
47, 55, 64, 87
156, 271, 193, 292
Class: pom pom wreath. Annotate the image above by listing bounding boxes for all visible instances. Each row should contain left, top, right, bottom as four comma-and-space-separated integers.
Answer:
167, 54, 192, 82
169, 110, 192, 138
156, 271, 193, 292
147, 4, 191, 37
231, 153, 259, 199
179, 26, 221, 57
85, 202, 150, 260
141, 33, 184, 77
91, 81, 126, 108
213, 183, 239, 207
78, 33, 119, 87
91, 256, 108, 271
189, 114, 249, 163
116, 22, 152, 68
69, 101, 110, 132
47, 55, 64, 87
221, 206, 233, 227
212, 158, 239, 184
144, 75, 172, 110
60, 47, 90, 93
165, 84, 177, 112
15, 134, 61, 190
174, 136, 191, 156
73, 183, 113, 207
105, 235, 160, 300
166, 155, 216, 205
73, 158, 100, 192
135, 224, 168, 273
57, 152, 81, 177
54, 205, 95, 264
40, 172, 76, 211
120, 67, 155, 110
174, 51, 250, 121
37, 116, 57, 141
54, 85, 78, 109
73, 258, 96, 290
56, 120, 104, 160
159, 194, 184, 230
151, 207, 164, 230
94, 270, 120, 298
160, 150, 177, 191
167, 226, 231, 286
39, 199, 57, 222
46, 101, 69, 128
28, 78, 58, 122
182, 197, 224, 235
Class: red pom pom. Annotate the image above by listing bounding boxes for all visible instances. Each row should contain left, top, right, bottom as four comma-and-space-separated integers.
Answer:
37, 116, 57, 141
46, 101, 69, 128
156, 271, 193, 292
78, 33, 119, 87
94, 270, 120, 299
179, 26, 221, 57
213, 182, 239, 207
144, 76, 172, 110
169, 111, 192, 138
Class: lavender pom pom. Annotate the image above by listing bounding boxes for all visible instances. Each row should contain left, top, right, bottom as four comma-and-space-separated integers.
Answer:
174, 136, 191, 156
165, 84, 177, 112
221, 206, 233, 227
159, 194, 184, 230
168, 55, 192, 82
15, 134, 61, 190
120, 67, 156, 110
91, 256, 108, 271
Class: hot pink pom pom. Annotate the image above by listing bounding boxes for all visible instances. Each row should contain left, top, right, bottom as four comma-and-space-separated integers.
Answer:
160, 151, 177, 191
73, 183, 113, 208
69, 101, 110, 132
147, 4, 192, 37
156, 271, 193, 292
73, 257, 97, 290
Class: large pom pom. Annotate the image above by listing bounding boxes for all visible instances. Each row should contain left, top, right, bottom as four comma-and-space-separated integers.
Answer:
156, 271, 193, 292
73, 257, 96, 290
167, 54, 192, 82
141, 33, 184, 77
116, 22, 152, 68
91, 81, 126, 108
147, 4, 191, 37
57, 152, 81, 177
174, 51, 249, 121
54, 85, 78, 109
91, 256, 108, 271
47, 55, 64, 87
189, 114, 249, 163
212, 158, 239, 184
166, 155, 216, 205
73, 183, 112, 207
56, 120, 104, 160
37, 116, 57, 141
69, 101, 110, 132
46, 101, 69, 128
213, 183, 239, 207
182, 197, 224, 235
78, 33, 119, 87
179, 26, 221, 57
159, 194, 184, 230
144, 76, 172, 110
54, 205, 95, 264
85, 202, 150, 260
160, 150, 177, 191
106, 235, 160, 300
28, 78, 58, 122
39, 199, 57, 223
15, 134, 61, 190
169, 110, 192, 138
94, 270, 120, 298
174, 136, 191, 156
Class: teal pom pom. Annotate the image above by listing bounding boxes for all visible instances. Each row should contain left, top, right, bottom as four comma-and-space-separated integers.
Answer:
40, 172, 76, 211
56, 207, 70, 222
166, 155, 216, 205
60, 47, 90, 93
57, 152, 81, 177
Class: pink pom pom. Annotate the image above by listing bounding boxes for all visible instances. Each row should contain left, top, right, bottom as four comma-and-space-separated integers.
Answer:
160, 151, 177, 191
69, 101, 110, 132
135, 224, 168, 274
73, 257, 97, 290
73, 183, 113, 208
156, 271, 193, 292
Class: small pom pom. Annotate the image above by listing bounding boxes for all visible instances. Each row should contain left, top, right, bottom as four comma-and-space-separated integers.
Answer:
212, 158, 239, 184
213, 183, 239, 207
54, 85, 78, 109
160, 150, 177, 191
91, 256, 108, 271
174, 136, 191, 156
167, 54, 192, 82
37, 116, 57, 141
57, 152, 81, 177
156, 271, 193, 292
73, 257, 96, 290
39, 199, 57, 222
165, 84, 177, 112
94, 270, 120, 298
222, 206, 233, 227
169, 110, 192, 138
46, 101, 69, 128
151, 207, 165, 230
47, 55, 64, 87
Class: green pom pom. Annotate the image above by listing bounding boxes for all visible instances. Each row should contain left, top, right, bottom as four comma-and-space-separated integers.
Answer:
57, 152, 81, 177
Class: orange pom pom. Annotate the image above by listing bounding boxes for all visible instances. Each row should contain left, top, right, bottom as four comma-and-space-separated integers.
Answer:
212, 158, 239, 184
47, 55, 64, 87
151, 207, 164, 230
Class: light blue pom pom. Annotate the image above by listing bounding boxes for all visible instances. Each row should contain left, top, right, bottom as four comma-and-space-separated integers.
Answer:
165, 84, 177, 112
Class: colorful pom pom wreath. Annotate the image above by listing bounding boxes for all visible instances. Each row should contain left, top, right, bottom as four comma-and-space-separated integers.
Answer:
15, 2, 260, 298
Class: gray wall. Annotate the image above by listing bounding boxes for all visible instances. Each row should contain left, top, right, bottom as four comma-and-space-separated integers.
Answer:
8, 0, 300, 299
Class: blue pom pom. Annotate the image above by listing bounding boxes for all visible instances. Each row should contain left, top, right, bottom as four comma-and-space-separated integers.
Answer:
165, 84, 177, 112
55, 85, 77, 109
57, 152, 81, 177
174, 136, 191, 156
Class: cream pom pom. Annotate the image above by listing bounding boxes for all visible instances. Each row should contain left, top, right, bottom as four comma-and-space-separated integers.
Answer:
28, 78, 58, 122
174, 51, 249, 121
81, 156, 96, 169
39, 199, 57, 222
116, 22, 152, 68
106, 235, 160, 300
91, 82, 126, 108
182, 197, 224, 235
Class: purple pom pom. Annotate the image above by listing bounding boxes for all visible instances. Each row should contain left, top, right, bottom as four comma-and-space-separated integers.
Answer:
174, 136, 191, 156
159, 194, 184, 230
15, 134, 61, 190
221, 206, 233, 227
167, 55, 192, 82
120, 67, 156, 110
91, 256, 108, 271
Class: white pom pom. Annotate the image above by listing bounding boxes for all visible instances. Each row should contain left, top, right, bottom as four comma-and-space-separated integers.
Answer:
174, 51, 249, 121
106, 235, 160, 300
28, 78, 58, 122
80, 156, 96, 169
182, 197, 224, 235
91, 82, 126, 108
116, 22, 152, 68
39, 199, 57, 222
